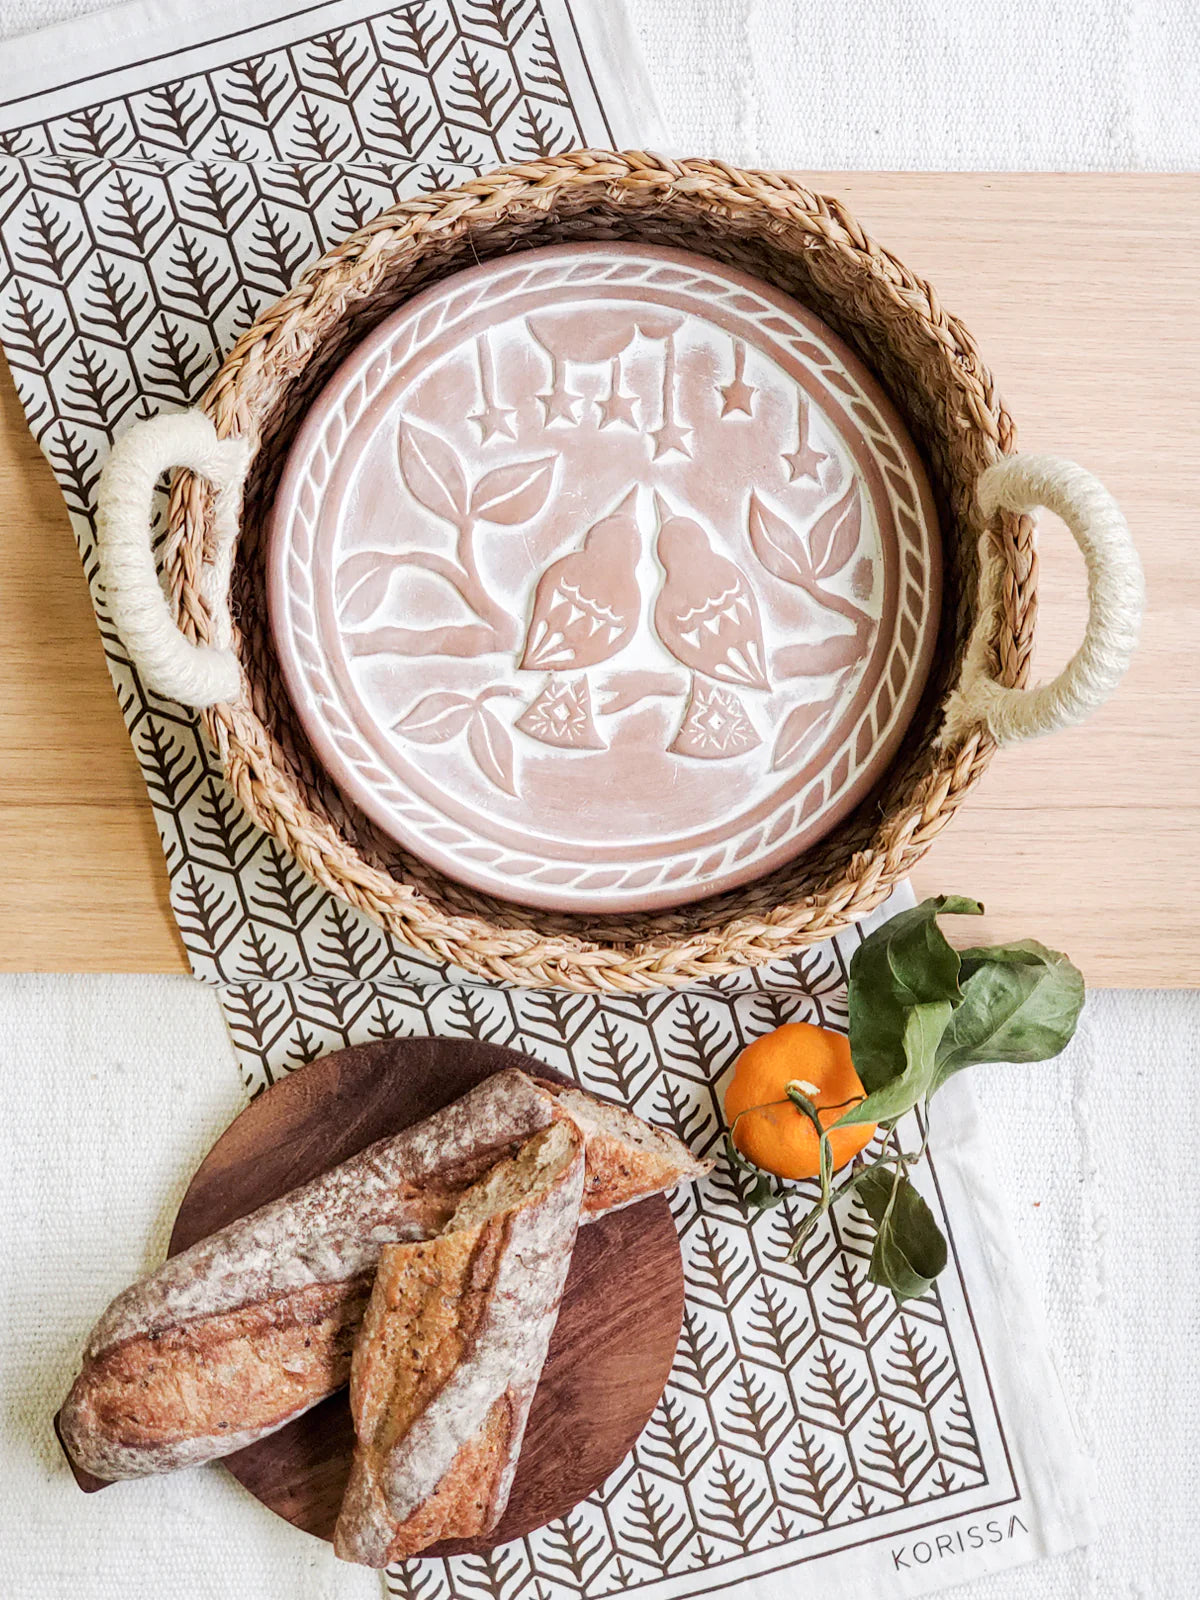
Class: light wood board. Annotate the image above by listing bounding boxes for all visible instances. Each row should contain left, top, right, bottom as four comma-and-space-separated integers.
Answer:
1, 173, 1196, 984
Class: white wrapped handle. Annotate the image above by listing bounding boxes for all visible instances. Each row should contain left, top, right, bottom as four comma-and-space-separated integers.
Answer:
942, 453, 1145, 746
96, 411, 250, 708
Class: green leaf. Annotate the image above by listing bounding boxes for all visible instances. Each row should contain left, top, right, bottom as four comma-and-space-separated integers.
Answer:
835, 1000, 952, 1127
855, 1167, 948, 1304
847, 896, 982, 1092
931, 939, 1085, 1093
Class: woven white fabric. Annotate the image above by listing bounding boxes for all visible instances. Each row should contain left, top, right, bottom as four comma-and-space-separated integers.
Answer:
0, 974, 375, 1599
7, 0, 1197, 167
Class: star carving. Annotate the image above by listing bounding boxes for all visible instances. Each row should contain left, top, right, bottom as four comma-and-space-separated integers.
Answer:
652, 335, 691, 457
598, 386, 638, 429
720, 374, 755, 417
469, 398, 517, 443
538, 386, 583, 426
651, 418, 694, 460
470, 337, 517, 443
784, 399, 827, 482
719, 341, 756, 417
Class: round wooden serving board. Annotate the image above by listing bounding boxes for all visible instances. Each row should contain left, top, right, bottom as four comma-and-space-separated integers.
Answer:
62, 1038, 685, 1556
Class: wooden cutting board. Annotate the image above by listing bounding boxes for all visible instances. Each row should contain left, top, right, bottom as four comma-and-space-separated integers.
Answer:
3, 174, 1197, 984
57, 1038, 685, 1552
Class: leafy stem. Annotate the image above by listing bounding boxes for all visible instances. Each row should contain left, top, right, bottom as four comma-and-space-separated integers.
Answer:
724, 896, 1085, 1303
371, 544, 506, 643
452, 520, 516, 642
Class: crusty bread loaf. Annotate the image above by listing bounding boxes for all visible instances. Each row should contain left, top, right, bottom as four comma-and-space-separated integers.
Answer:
59, 1070, 556, 1479
60, 1069, 709, 1485
334, 1120, 585, 1566
540, 1082, 713, 1217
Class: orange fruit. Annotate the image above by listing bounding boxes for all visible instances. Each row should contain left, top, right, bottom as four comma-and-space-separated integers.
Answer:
724, 1022, 876, 1180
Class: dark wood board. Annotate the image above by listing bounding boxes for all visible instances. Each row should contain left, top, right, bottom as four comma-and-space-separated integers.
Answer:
58, 1038, 685, 1557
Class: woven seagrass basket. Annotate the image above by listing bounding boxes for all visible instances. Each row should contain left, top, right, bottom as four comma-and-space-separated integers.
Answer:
101, 153, 1141, 992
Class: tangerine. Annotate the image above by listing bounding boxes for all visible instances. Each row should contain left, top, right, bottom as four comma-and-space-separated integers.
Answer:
724, 1022, 876, 1180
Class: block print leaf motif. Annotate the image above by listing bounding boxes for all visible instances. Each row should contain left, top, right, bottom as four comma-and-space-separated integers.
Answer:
803, 1339, 869, 1427
744, 1277, 808, 1365
534, 1506, 608, 1588
701, 1451, 768, 1541
782, 1423, 848, 1524
725, 1368, 790, 1450
939, 1387, 985, 1470
385, 1556, 451, 1600
449, 1543, 529, 1600
618, 1473, 689, 1562
469, 455, 555, 524
637, 1388, 706, 1477
383, 6, 451, 72
369, 73, 434, 158
885, 1317, 951, 1405
524, 15, 570, 101
391, 691, 475, 743
399, 419, 469, 522
511, 101, 571, 160
467, 704, 517, 795
862, 1400, 929, 1494
448, 43, 514, 128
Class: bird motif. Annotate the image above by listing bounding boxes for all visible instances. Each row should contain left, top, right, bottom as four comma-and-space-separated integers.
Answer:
653, 505, 771, 691
520, 492, 642, 672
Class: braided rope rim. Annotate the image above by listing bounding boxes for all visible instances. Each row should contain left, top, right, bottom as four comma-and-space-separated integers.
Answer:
163, 152, 1035, 993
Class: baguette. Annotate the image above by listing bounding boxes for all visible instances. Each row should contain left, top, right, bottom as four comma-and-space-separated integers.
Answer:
334, 1120, 584, 1566
59, 1069, 556, 1480
60, 1069, 709, 1484
541, 1082, 713, 1217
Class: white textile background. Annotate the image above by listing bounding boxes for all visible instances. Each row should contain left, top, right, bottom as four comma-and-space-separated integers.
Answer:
1, 2, 1197, 1598
1, 0, 1199, 167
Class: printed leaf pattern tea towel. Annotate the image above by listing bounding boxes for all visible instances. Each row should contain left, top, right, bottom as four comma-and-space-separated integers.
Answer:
0, 1, 1094, 1594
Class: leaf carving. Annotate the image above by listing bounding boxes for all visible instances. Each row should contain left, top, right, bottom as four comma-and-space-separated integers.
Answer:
770, 688, 840, 771
810, 479, 862, 580
399, 421, 468, 522
468, 705, 518, 795
392, 692, 474, 743
337, 549, 395, 628
748, 493, 813, 588
470, 455, 555, 525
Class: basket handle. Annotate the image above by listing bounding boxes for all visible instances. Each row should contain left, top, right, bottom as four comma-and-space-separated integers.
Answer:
941, 453, 1144, 746
96, 411, 250, 708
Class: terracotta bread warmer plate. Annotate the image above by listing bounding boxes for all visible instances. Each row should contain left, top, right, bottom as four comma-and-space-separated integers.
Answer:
97, 153, 1143, 992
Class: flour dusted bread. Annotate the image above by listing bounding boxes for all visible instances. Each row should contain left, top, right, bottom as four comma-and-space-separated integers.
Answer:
542, 1082, 712, 1217
59, 1070, 556, 1480
334, 1120, 585, 1566
59, 1067, 709, 1488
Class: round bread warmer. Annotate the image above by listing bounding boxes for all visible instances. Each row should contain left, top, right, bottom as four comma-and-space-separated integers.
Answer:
96, 153, 1144, 992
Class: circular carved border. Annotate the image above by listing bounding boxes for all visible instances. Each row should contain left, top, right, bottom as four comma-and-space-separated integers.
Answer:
270, 245, 940, 912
